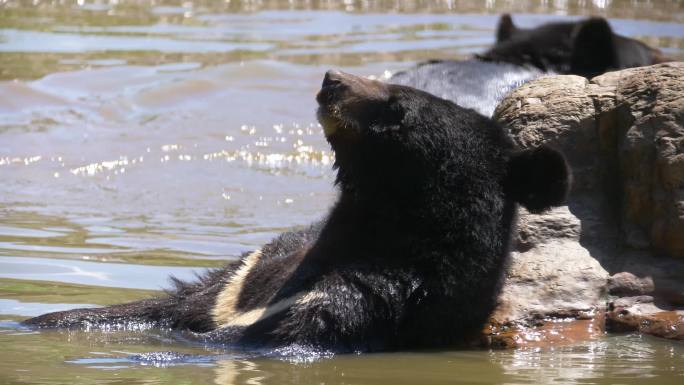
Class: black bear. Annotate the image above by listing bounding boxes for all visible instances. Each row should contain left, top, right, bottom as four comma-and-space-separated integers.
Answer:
390, 14, 668, 116
25, 71, 571, 352
389, 58, 544, 117
481, 14, 667, 77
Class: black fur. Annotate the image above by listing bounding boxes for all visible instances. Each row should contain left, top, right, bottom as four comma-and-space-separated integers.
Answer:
25, 71, 570, 352
389, 58, 544, 117
496, 14, 517, 42
392, 15, 667, 117
480, 14, 667, 77
505, 145, 571, 214
23, 263, 238, 332
569, 17, 617, 78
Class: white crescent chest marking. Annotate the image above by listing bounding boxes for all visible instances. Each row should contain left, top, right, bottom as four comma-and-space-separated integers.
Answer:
212, 249, 262, 326
212, 249, 327, 328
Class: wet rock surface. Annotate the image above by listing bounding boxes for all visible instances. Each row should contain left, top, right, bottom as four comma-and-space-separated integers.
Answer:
485, 312, 605, 349
487, 62, 684, 347
606, 295, 683, 340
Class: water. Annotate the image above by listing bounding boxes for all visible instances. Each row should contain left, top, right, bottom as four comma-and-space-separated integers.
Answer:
1, 320, 682, 384
1, 1, 683, 384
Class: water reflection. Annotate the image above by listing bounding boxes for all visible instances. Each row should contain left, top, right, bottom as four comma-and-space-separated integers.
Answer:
493, 337, 684, 384
1, 318, 681, 385
3, 0, 683, 20
2, 4, 683, 80
0, 29, 275, 54
0, 256, 205, 289
0, 298, 96, 317
208, 338, 684, 385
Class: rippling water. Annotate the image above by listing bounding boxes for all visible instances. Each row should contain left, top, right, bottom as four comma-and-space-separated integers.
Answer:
1, 321, 682, 385
1, 1, 683, 384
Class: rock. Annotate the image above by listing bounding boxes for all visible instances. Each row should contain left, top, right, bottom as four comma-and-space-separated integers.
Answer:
613, 66, 684, 257
494, 207, 608, 323
491, 62, 684, 344
485, 312, 605, 349
483, 207, 609, 348
606, 296, 684, 340
608, 272, 655, 297
495, 62, 684, 259
611, 295, 654, 307
608, 251, 684, 306
513, 206, 582, 250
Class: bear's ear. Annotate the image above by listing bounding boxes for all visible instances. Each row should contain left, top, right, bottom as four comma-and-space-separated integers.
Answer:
570, 17, 616, 77
505, 145, 571, 213
496, 14, 517, 42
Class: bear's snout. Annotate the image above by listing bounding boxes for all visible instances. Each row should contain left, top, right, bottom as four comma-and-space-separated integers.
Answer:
317, 70, 389, 108
316, 70, 354, 106
317, 70, 390, 139
321, 69, 345, 88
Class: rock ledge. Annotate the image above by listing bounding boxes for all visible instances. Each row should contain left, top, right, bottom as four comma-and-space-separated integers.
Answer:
486, 63, 684, 347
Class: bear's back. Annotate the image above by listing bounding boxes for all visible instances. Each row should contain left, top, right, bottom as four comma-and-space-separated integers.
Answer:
390, 59, 545, 117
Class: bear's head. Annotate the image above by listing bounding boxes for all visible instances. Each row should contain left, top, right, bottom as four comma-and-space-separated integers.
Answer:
316, 70, 570, 219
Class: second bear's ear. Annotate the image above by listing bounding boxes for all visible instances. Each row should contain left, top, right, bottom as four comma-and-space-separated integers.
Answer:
570, 17, 616, 77
505, 145, 571, 213
496, 14, 517, 42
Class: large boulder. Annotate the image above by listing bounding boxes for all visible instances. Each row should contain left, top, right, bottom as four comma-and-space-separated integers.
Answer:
488, 62, 684, 346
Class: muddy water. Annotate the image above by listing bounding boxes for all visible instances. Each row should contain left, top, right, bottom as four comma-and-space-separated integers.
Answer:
1, 1, 683, 384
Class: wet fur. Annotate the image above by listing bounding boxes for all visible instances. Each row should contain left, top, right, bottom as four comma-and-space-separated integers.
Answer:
480, 14, 667, 77
393, 15, 667, 117
389, 58, 545, 117
25, 77, 570, 352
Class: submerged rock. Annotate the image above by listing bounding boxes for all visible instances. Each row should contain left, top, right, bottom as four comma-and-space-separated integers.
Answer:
488, 62, 684, 346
